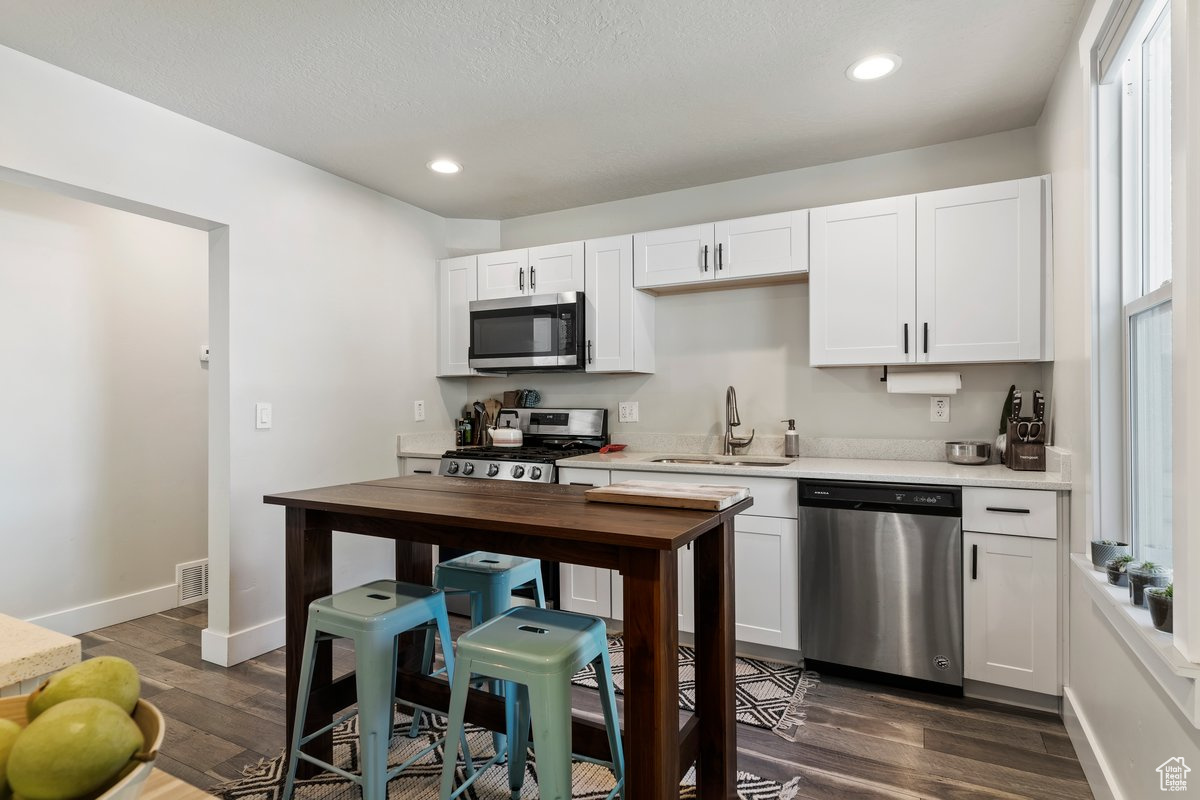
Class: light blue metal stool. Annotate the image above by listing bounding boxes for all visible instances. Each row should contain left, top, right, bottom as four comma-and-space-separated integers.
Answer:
282, 580, 473, 800
439, 606, 624, 800
410, 551, 546, 753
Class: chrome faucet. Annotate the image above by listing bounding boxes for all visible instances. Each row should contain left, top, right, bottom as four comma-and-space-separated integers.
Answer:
723, 385, 755, 455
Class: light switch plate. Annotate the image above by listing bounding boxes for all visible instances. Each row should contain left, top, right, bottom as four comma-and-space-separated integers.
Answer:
930, 396, 950, 423
618, 401, 639, 423
255, 402, 272, 430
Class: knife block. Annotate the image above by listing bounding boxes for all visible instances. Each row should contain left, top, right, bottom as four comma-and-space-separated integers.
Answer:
1005, 419, 1046, 472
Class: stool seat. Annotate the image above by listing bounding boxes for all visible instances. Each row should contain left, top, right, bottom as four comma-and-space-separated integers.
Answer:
455, 606, 608, 676
439, 551, 541, 575
313, 580, 443, 630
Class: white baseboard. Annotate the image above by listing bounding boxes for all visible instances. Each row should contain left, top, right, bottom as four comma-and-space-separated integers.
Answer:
201, 615, 284, 667
26, 583, 178, 636
1064, 686, 1121, 800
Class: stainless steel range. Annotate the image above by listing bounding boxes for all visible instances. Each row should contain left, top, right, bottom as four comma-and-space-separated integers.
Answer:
439, 407, 608, 482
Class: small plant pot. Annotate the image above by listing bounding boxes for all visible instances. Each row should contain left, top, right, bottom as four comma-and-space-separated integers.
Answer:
1106, 563, 1129, 587
1090, 541, 1131, 571
1129, 568, 1170, 607
1146, 590, 1173, 633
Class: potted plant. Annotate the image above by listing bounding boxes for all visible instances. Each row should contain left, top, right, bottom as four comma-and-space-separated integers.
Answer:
1146, 584, 1173, 633
1091, 539, 1132, 571
1106, 554, 1135, 587
1129, 561, 1171, 607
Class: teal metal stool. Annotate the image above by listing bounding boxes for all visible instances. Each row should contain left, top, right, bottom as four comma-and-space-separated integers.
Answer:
410, 551, 546, 750
439, 606, 624, 800
282, 580, 473, 800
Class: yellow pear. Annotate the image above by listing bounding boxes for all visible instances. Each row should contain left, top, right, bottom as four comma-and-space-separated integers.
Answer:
26, 657, 139, 720
7, 698, 143, 800
0, 719, 20, 800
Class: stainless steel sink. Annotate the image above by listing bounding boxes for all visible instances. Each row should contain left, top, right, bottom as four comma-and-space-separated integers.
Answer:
649, 457, 792, 467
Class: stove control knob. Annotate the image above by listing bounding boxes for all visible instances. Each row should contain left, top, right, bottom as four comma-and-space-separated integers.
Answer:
530, 466, 543, 481
511, 465, 525, 478
446, 461, 459, 474
487, 464, 499, 477
461, 462, 474, 475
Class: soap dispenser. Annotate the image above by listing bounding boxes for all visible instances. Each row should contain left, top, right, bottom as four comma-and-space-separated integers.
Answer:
781, 419, 800, 458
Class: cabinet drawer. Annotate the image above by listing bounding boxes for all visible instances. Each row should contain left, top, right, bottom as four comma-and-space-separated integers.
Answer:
402, 457, 441, 476
963, 488, 1056, 539
610, 470, 797, 518
558, 467, 611, 487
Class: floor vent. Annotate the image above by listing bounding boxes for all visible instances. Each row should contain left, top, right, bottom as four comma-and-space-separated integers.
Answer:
177, 559, 209, 605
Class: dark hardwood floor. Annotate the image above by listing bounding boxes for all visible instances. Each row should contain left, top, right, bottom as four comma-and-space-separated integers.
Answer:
79, 605, 1092, 799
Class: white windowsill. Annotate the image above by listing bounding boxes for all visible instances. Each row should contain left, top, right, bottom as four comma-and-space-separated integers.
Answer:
1072, 554, 1200, 726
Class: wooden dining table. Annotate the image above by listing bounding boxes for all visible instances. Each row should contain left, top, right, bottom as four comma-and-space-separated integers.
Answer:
264, 474, 753, 799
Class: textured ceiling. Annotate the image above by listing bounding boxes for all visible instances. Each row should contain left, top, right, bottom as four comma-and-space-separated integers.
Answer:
0, 0, 1082, 219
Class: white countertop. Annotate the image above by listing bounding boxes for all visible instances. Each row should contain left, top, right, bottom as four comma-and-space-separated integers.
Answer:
556, 451, 1071, 491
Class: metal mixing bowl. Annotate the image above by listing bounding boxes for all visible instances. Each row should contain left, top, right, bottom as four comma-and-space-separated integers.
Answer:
945, 441, 992, 465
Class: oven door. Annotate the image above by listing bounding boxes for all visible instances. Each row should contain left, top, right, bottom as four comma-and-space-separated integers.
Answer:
468, 292, 584, 372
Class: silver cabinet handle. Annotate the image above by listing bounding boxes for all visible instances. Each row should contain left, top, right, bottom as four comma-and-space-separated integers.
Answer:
702, 245, 709, 272
530, 265, 536, 291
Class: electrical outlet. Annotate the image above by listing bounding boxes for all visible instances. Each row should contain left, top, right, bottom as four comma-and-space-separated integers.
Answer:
930, 396, 950, 423
618, 401, 639, 423
199, 344, 210, 364
413, 400, 425, 422
255, 402, 272, 430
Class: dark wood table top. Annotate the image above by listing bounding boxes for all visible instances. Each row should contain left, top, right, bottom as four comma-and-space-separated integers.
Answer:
264, 474, 753, 551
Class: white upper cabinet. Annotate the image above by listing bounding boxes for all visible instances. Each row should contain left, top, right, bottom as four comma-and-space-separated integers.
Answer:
810, 176, 1052, 366
713, 210, 808, 279
478, 243, 584, 300
634, 212, 808, 290
584, 235, 655, 373
633, 223, 716, 288
477, 248, 529, 300
436, 255, 477, 377
809, 196, 917, 366
916, 177, 1048, 362
528, 241, 585, 295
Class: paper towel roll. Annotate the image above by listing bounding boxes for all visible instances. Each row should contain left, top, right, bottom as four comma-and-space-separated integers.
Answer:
886, 370, 963, 394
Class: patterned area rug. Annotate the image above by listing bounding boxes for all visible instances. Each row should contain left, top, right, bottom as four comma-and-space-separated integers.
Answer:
209, 711, 802, 799
571, 636, 819, 739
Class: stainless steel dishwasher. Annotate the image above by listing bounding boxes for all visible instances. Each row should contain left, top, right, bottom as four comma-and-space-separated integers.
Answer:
799, 480, 963, 687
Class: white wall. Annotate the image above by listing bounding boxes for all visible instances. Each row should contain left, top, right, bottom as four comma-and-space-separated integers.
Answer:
0, 180, 207, 623
484, 129, 1049, 442
1037, 0, 1200, 796
0, 44, 452, 663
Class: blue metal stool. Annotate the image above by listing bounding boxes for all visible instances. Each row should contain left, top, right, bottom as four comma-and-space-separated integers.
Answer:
410, 551, 546, 751
282, 580, 473, 800
439, 606, 624, 800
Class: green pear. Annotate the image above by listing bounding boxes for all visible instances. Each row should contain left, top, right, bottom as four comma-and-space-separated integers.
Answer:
7, 698, 143, 800
26, 657, 139, 720
0, 719, 21, 800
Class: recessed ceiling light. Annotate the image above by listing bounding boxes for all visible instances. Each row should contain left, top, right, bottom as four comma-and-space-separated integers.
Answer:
428, 159, 462, 175
847, 53, 902, 81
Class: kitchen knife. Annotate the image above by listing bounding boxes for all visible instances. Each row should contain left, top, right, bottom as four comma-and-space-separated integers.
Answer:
1011, 390, 1023, 422
1033, 390, 1045, 423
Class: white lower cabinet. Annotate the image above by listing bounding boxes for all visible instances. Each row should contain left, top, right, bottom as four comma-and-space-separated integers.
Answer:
963, 530, 1059, 695
734, 515, 799, 649
559, 467, 798, 649
401, 457, 441, 476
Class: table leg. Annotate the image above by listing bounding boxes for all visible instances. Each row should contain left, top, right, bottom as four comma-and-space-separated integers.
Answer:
284, 507, 333, 778
693, 520, 736, 798
394, 539, 434, 674
621, 548, 679, 799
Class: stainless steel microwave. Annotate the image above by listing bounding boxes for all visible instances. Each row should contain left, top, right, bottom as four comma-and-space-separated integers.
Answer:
468, 292, 586, 372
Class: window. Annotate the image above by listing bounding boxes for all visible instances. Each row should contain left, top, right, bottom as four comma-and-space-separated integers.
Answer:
1116, 2, 1173, 566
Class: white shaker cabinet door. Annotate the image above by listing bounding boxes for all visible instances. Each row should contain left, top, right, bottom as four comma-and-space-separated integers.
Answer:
713, 210, 808, 279
809, 196, 917, 366
437, 255, 477, 376
633, 223, 716, 288
585, 235, 655, 373
477, 248, 530, 300
963, 531, 1059, 695
528, 241, 585, 295
734, 516, 799, 649
558, 468, 613, 617
609, 544, 694, 633
917, 177, 1047, 363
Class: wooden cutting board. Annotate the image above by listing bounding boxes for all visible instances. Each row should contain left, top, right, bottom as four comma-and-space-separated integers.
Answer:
585, 480, 750, 511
